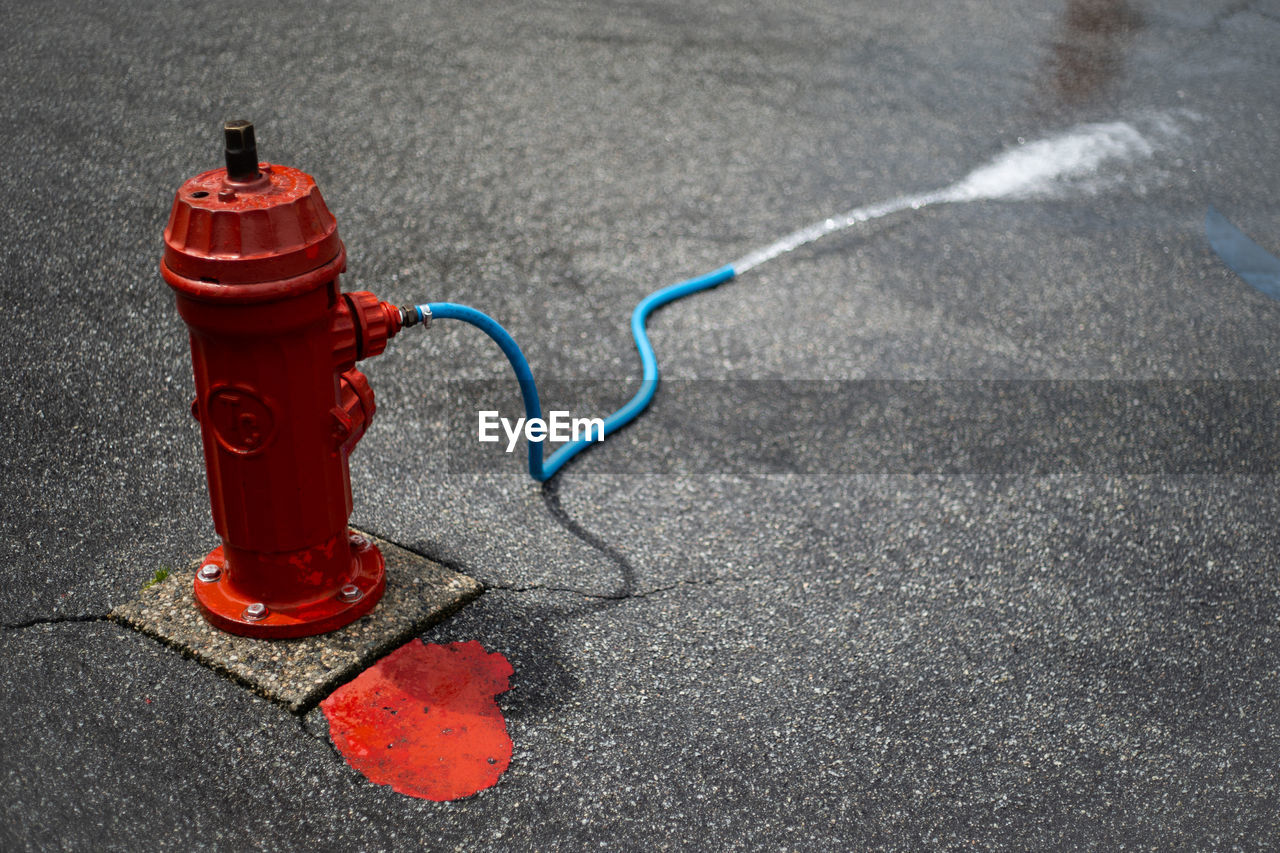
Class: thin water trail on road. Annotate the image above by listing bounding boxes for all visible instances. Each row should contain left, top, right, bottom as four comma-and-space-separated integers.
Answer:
730, 117, 1182, 275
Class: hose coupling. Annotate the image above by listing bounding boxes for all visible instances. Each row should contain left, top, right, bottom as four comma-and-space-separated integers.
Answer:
401, 304, 431, 330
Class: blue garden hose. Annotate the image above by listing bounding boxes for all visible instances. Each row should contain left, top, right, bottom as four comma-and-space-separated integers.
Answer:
407, 122, 1166, 481
417, 263, 735, 481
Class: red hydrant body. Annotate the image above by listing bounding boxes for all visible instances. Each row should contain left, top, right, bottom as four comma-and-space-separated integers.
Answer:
161, 121, 400, 638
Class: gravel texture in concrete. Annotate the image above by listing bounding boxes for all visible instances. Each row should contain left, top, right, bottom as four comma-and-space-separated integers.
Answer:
110, 533, 480, 713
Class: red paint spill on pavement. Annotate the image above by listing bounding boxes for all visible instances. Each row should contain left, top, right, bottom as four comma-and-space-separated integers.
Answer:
320, 639, 514, 801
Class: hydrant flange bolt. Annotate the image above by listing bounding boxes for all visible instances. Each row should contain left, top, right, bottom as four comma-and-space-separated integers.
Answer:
197, 563, 222, 583
244, 603, 269, 621
339, 584, 363, 603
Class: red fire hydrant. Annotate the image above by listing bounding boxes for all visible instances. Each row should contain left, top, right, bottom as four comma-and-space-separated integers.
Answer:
161, 120, 403, 638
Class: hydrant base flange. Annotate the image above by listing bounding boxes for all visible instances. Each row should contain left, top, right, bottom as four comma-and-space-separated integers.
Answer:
193, 533, 386, 639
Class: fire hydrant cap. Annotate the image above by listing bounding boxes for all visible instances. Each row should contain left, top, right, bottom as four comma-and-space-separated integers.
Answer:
162, 164, 342, 284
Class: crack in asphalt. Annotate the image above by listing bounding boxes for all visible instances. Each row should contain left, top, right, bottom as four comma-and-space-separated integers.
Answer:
6, 472, 731, 635
538, 476, 637, 598
298, 708, 330, 741
481, 574, 745, 601
1, 613, 112, 631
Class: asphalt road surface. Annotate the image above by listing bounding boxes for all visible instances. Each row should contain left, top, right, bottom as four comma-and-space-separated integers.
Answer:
2, 0, 1279, 848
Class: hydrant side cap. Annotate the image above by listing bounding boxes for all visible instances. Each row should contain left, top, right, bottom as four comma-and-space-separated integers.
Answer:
162, 164, 342, 284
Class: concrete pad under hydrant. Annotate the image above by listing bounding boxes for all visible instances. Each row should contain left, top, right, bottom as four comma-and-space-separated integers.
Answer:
111, 532, 482, 713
